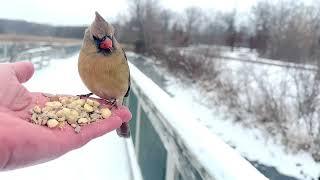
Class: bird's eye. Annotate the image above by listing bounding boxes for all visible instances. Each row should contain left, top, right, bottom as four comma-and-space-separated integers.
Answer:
93, 35, 98, 40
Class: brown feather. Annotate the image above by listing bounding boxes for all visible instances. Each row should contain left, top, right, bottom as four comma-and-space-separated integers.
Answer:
78, 29, 129, 104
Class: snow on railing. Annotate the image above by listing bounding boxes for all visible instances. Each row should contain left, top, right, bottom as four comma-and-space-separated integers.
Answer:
128, 62, 268, 180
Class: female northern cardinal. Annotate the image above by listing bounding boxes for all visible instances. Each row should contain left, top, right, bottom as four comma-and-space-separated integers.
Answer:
78, 12, 131, 138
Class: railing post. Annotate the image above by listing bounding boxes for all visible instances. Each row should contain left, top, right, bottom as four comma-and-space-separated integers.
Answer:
3, 43, 8, 58
165, 153, 177, 180
134, 102, 142, 159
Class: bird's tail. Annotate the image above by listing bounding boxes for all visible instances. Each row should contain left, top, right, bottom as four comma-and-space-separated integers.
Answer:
116, 96, 131, 138
116, 122, 131, 138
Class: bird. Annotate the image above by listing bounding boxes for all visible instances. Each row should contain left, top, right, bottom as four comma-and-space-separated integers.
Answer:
78, 12, 131, 138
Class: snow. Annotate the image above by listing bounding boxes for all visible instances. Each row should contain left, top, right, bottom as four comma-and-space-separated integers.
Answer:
217, 51, 320, 138
183, 45, 317, 70
129, 62, 268, 180
0, 54, 134, 180
22, 47, 52, 54
165, 79, 320, 180
127, 50, 320, 180
223, 50, 316, 70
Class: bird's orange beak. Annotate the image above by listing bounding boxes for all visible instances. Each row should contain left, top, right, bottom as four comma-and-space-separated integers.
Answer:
100, 38, 113, 50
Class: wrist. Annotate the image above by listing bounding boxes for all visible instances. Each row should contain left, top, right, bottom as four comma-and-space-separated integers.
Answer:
0, 113, 13, 171
0, 132, 11, 171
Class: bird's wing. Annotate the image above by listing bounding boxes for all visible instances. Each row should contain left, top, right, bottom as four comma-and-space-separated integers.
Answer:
122, 48, 131, 99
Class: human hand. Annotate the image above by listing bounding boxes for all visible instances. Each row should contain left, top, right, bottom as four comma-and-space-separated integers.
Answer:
0, 62, 131, 171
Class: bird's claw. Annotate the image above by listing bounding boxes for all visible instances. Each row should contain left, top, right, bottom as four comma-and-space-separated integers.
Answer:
77, 93, 93, 99
105, 98, 117, 109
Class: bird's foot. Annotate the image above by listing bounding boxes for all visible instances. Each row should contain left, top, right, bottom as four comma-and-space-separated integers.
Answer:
77, 93, 93, 99
105, 98, 118, 109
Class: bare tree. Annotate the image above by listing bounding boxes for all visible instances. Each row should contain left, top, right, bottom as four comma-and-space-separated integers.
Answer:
183, 7, 204, 44
126, 0, 167, 54
200, 11, 229, 45
159, 9, 173, 43
251, 0, 320, 63
128, 0, 145, 40
251, 1, 271, 54
171, 22, 189, 47
222, 10, 237, 51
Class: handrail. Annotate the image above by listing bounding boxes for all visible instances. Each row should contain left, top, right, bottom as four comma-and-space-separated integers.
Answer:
129, 62, 268, 180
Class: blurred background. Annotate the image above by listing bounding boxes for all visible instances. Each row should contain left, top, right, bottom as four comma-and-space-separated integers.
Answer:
1, 0, 320, 180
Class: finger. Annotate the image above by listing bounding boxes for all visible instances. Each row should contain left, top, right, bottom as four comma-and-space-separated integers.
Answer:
11, 61, 34, 83
58, 116, 121, 150
44, 113, 124, 155
49, 125, 84, 153
79, 115, 122, 142
30, 92, 50, 106
112, 106, 132, 123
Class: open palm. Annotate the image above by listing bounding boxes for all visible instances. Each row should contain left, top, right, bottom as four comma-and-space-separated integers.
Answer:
0, 62, 131, 171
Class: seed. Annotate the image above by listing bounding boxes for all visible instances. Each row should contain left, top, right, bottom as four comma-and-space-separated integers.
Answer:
54, 102, 62, 107
67, 102, 77, 109
80, 112, 89, 118
62, 108, 71, 115
86, 99, 100, 107
78, 118, 89, 124
30, 95, 112, 133
70, 109, 79, 118
58, 117, 66, 122
33, 105, 42, 114
42, 106, 52, 113
65, 109, 78, 124
90, 113, 102, 120
74, 125, 81, 133
93, 100, 100, 107
67, 118, 77, 124
38, 114, 49, 125
100, 108, 112, 119
74, 99, 85, 106
56, 110, 64, 118
83, 103, 94, 112
74, 105, 83, 113
46, 111, 58, 119
58, 122, 66, 129
47, 119, 59, 128
31, 113, 38, 123
86, 99, 95, 106
70, 96, 80, 101
59, 97, 69, 105
49, 96, 60, 102
45, 101, 62, 109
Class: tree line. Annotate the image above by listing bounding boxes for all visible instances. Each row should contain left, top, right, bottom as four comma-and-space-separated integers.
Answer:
0, 19, 86, 39
115, 0, 320, 64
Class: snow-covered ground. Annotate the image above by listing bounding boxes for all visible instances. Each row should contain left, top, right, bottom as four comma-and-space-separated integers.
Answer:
182, 45, 317, 70
0, 54, 134, 180
127, 51, 320, 180
166, 79, 320, 180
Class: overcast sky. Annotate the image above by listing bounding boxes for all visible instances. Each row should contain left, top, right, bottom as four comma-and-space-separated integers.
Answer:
0, 0, 257, 26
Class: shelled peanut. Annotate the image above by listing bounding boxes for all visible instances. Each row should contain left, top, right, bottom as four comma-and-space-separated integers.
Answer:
30, 96, 112, 133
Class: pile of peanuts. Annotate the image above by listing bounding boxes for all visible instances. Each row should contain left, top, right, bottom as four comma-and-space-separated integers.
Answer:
30, 96, 112, 133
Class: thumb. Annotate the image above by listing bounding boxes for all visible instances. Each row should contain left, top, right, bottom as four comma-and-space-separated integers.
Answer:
11, 61, 35, 83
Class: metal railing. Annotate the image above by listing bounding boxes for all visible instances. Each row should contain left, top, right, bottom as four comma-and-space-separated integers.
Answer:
0, 43, 81, 69
127, 62, 268, 180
